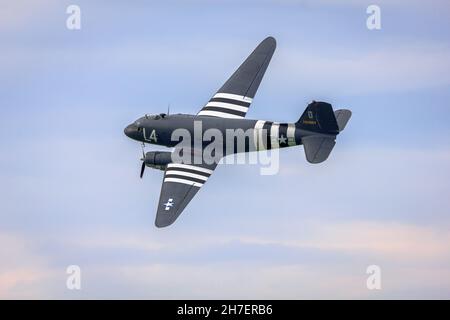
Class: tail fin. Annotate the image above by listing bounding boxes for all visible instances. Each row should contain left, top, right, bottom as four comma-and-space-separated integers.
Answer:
297, 101, 339, 134
297, 102, 351, 164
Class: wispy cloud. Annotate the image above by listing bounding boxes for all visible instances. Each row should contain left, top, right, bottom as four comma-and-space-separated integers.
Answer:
239, 221, 450, 261
0, 233, 55, 299
270, 43, 450, 95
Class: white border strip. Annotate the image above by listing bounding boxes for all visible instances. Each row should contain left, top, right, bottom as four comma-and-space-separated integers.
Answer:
287, 123, 296, 146
167, 163, 213, 175
197, 110, 244, 119
270, 123, 280, 149
214, 93, 252, 103
254, 120, 266, 151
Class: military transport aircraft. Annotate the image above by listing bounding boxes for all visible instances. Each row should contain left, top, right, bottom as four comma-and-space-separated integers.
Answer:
124, 37, 351, 228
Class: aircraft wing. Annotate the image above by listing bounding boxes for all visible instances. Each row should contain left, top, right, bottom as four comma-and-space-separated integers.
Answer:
197, 37, 276, 119
155, 162, 217, 227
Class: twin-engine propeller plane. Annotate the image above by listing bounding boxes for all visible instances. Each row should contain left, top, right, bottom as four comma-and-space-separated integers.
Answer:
124, 37, 351, 228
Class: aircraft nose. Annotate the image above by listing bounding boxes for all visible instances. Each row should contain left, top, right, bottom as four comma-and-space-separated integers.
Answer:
124, 124, 135, 138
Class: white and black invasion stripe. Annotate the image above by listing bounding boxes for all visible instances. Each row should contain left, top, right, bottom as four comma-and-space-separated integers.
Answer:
278, 123, 289, 148
262, 121, 273, 149
287, 123, 296, 146
198, 93, 252, 119
164, 163, 213, 188
270, 122, 280, 149
253, 120, 266, 150
254, 121, 297, 150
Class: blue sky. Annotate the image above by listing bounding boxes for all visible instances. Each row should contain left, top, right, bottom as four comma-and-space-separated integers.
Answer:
1, 0, 450, 299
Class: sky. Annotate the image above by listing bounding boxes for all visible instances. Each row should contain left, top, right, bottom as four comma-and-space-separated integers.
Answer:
1, 0, 450, 299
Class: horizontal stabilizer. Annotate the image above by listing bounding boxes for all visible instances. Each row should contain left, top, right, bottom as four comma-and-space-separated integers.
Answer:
302, 135, 336, 164
334, 109, 352, 132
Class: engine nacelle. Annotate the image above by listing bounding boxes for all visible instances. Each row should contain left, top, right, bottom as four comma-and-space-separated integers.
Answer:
143, 151, 172, 170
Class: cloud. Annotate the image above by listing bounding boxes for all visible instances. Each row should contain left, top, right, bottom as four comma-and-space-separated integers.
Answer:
4, 38, 449, 97
239, 221, 450, 262
269, 43, 450, 95
1, 210, 450, 298
0, 233, 54, 299
48, 219, 450, 299
0, 0, 57, 32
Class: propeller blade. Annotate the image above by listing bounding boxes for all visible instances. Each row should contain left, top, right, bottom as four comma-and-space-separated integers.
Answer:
140, 161, 146, 178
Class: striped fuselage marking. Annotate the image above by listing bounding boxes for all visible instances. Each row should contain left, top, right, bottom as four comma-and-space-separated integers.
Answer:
253, 120, 296, 151
195, 92, 298, 151
160, 120, 298, 187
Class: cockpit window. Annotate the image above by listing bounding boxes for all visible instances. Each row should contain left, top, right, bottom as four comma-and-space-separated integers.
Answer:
144, 113, 166, 120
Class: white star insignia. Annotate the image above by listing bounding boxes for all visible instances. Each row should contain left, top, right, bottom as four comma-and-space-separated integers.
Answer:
278, 135, 287, 144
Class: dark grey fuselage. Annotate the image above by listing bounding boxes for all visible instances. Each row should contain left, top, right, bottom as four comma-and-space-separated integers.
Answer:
124, 114, 312, 155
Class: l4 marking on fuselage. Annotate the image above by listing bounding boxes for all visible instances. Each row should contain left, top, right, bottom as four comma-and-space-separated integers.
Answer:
143, 128, 158, 143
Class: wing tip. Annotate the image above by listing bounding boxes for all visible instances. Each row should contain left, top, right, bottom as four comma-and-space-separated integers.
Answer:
154, 215, 176, 228
155, 221, 171, 228
262, 36, 277, 49
265, 36, 276, 43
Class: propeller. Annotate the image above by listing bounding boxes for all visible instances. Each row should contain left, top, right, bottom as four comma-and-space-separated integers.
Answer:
140, 143, 146, 179
140, 161, 146, 178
